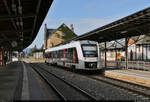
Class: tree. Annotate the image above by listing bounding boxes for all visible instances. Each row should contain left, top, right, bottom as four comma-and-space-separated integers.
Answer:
33, 45, 37, 52
40, 44, 44, 50
27, 45, 37, 56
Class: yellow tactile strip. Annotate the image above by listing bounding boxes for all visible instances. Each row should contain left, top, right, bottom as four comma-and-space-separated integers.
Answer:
104, 71, 150, 87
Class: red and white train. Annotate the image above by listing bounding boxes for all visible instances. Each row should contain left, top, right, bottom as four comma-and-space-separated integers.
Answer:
45, 40, 101, 70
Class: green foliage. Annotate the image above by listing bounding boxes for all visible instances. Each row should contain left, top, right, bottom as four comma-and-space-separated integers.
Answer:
28, 49, 33, 56
27, 45, 37, 56
58, 24, 77, 42
33, 45, 37, 51
40, 44, 44, 50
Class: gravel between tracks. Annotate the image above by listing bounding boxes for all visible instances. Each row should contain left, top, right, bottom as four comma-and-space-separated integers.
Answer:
36, 63, 149, 101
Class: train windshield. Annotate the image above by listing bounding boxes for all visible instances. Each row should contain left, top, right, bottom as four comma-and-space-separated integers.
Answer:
82, 44, 98, 57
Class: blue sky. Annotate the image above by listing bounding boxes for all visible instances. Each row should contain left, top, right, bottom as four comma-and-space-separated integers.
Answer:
27, 0, 150, 49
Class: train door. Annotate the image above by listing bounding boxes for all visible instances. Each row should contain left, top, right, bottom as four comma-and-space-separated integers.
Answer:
98, 44, 101, 69
63, 49, 65, 67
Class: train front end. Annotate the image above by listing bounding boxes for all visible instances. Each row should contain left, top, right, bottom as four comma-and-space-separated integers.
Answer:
79, 40, 101, 70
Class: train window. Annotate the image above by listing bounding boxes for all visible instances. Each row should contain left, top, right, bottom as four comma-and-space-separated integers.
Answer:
61, 50, 63, 58
65, 49, 68, 58
45, 53, 47, 58
82, 46, 97, 51
54, 51, 56, 58
66, 48, 78, 63
67, 48, 72, 63
59, 50, 63, 58
81, 44, 98, 57
57, 50, 59, 58
57, 51, 59, 58
58, 50, 61, 58
55, 51, 57, 58
53, 51, 55, 58
52, 51, 54, 58
46, 48, 78, 63
50, 52, 52, 58
47, 53, 48, 58
74, 48, 78, 63
50, 53, 51, 58
48, 52, 50, 58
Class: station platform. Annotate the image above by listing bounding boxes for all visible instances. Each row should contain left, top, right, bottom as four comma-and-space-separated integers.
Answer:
0, 61, 22, 100
1, 61, 150, 100
0, 61, 50, 100
104, 69, 150, 87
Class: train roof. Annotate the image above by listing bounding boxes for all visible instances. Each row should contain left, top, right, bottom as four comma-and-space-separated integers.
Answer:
45, 40, 98, 52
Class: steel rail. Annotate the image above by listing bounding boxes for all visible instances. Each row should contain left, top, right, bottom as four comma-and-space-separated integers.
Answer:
32, 63, 98, 101
34, 63, 150, 99
87, 75, 150, 99
30, 64, 67, 101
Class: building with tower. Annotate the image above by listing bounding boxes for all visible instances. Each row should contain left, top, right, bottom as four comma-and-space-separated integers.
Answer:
44, 23, 77, 49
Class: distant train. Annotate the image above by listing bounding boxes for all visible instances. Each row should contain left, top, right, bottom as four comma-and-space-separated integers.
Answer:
45, 40, 101, 70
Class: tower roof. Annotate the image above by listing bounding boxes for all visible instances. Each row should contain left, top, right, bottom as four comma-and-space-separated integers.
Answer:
46, 29, 57, 38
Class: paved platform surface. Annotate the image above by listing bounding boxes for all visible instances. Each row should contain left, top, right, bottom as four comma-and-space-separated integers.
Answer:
0, 61, 22, 100
0, 61, 49, 101
24, 62, 51, 100
105, 69, 150, 87
1, 61, 150, 100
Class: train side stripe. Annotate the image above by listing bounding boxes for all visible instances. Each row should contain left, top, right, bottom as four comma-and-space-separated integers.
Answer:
63, 49, 65, 67
73, 48, 75, 64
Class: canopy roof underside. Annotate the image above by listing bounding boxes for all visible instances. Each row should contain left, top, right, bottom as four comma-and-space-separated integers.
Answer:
0, 0, 53, 51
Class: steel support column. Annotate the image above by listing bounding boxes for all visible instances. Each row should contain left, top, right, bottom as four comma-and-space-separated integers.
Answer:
135, 45, 137, 61
125, 37, 128, 70
142, 45, 144, 61
115, 42, 118, 68
146, 45, 148, 60
104, 42, 107, 68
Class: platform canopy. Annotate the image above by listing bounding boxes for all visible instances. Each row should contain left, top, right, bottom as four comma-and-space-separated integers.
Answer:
0, 0, 53, 51
70, 7, 150, 43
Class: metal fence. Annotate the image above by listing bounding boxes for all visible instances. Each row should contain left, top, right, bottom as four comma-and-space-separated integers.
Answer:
101, 60, 150, 71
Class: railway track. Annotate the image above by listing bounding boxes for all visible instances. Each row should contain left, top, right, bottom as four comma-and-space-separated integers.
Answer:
43, 63, 150, 99
31, 63, 150, 100
30, 63, 97, 101
86, 75, 150, 99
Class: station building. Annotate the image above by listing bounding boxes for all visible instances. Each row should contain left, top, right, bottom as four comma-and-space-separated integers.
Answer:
32, 23, 77, 59
33, 49, 44, 59
101, 35, 150, 62
44, 23, 77, 49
